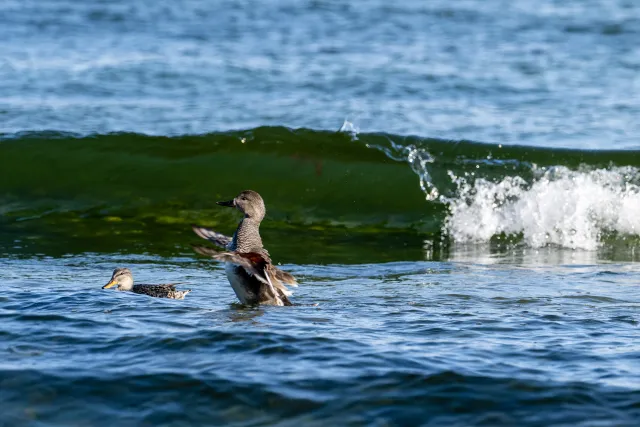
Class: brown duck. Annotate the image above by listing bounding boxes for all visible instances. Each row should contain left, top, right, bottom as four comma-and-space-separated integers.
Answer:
192, 190, 297, 306
102, 268, 191, 299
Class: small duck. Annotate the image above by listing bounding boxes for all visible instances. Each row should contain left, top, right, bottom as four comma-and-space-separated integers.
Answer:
102, 268, 191, 299
191, 190, 297, 306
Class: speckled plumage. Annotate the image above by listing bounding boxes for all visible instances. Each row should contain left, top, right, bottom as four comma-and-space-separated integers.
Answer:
130, 284, 191, 299
102, 268, 191, 299
230, 217, 265, 253
192, 190, 297, 306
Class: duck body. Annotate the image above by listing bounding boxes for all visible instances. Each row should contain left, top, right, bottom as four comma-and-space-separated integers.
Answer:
224, 262, 291, 306
192, 190, 297, 306
130, 284, 191, 300
225, 263, 258, 304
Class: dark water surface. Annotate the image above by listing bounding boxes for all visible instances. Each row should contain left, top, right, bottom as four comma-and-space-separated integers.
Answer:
1, 0, 640, 426
2, 253, 640, 426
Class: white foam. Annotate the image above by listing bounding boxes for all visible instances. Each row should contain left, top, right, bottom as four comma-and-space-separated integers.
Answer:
444, 166, 640, 250
338, 120, 360, 139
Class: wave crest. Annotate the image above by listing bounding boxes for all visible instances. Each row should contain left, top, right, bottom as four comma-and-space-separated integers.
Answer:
444, 166, 640, 250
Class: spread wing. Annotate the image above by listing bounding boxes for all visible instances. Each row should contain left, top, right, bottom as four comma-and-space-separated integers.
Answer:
191, 224, 232, 249
273, 267, 297, 286
191, 245, 297, 299
210, 251, 272, 284
191, 244, 222, 258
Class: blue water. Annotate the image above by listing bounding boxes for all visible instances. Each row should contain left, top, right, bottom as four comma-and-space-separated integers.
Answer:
2, 253, 640, 426
1, 1, 640, 426
1, 0, 639, 147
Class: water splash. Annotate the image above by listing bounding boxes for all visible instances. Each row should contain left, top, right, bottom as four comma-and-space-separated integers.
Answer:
444, 166, 640, 250
368, 136, 440, 201
406, 146, 439, 201
338, 120, 360, 140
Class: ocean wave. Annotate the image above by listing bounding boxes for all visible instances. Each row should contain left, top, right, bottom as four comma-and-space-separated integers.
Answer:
1, 127, 640, 253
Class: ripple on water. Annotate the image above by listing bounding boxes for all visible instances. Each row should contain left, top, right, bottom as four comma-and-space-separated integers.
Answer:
1, 255, 639, 425
2, 369, 639, 426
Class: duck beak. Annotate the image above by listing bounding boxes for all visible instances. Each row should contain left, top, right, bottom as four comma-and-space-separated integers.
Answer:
103, 280, 117, 289
216, 199, 235, 207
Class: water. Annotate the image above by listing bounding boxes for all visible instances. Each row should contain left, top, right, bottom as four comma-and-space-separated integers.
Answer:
2, 254, 639, 426
1, 0, 640, 426
2, 0, 639, 147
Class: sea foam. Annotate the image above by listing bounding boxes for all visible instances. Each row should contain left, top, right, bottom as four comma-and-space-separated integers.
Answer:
444, 166, 640, 250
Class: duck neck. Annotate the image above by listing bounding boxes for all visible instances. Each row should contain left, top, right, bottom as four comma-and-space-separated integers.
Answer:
118, 276, 134, 291
230, 216, 263, 253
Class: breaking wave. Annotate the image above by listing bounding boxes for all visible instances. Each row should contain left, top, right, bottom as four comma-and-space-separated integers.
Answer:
1, 126, 639, 253
445, 166, 640, 250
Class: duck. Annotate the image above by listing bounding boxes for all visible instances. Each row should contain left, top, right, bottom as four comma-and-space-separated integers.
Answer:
102, 267, 191, 299
191, 190, 297, 306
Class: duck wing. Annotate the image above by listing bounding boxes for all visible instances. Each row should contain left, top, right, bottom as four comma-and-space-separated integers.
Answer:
193, 247, 296, 302
132, 283, 191, 299
191, 245, 268, 278
191, 244, 222, 258
211, 251, 273, 285
272, 266, 298, 287
191, 224, 232, 249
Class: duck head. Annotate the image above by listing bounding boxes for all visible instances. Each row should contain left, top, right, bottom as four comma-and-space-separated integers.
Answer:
217, 190, 266, 220
103, 267, 134, 291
